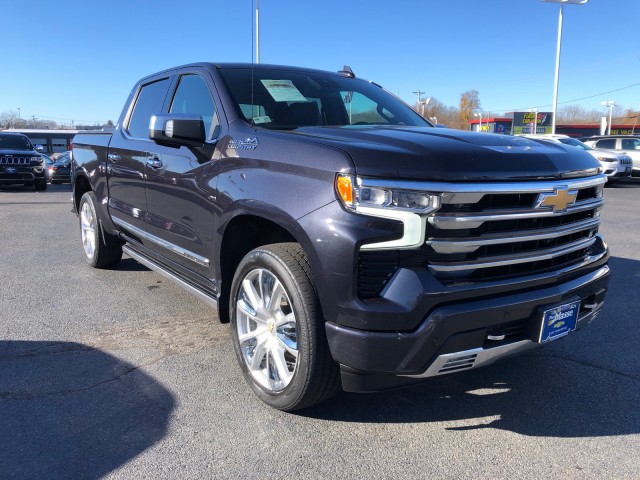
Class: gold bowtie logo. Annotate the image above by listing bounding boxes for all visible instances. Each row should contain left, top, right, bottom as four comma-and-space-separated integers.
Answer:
536, 187, 578, 213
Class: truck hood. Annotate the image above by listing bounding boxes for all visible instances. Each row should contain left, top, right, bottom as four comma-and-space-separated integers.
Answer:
282, 126, 600, 181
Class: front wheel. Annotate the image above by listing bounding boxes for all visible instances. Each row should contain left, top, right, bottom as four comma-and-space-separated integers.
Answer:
229, 243, 340, 411
79, 192, 123, 268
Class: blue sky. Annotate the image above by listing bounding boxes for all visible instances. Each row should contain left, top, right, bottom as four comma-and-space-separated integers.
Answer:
2, 0, 639, 125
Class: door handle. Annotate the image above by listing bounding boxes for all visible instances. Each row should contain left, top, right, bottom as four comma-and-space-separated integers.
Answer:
146, 156, 163, 169
107, 153, 121, 162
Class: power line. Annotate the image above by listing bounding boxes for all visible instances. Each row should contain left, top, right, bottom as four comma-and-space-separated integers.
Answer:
489, 81, 640, 113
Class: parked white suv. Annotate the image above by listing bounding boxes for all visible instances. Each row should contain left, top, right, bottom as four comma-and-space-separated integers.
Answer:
580, 135, 640, 177
521, 134, 632, 182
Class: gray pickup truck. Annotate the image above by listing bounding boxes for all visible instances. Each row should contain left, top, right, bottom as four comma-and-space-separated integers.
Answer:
71, 63, 610, 410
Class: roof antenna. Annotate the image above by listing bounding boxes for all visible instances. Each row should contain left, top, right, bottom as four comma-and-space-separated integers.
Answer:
338, 65, 355, 78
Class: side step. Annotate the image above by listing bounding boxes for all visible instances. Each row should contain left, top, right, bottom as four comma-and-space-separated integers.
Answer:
122, 245, 218, 308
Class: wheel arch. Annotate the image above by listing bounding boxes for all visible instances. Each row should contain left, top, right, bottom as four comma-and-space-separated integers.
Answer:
73, 174, 92, 213
218, 214, 304, 324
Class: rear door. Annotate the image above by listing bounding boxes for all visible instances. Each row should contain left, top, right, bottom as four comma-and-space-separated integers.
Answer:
107, 76, 172, 238
143, 69, 222, 285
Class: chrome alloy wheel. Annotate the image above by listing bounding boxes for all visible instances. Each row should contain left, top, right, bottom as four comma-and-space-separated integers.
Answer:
80, 200, 96, 260
235, 268, 298, 392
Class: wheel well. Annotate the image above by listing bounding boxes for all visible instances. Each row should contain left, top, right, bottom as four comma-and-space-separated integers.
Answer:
218, 215, 296, 323
74, 175, 92, 212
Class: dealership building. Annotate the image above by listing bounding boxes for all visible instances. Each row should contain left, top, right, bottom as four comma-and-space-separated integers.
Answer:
469, 113, 638, 137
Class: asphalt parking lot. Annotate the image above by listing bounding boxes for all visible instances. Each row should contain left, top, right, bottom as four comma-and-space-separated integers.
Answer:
1, 180, 639, 479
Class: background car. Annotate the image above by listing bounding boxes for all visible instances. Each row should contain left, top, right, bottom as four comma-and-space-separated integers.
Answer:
40, 153, 55, 182
580, 135, 640, 177
49, 151, 72, 184
520, 134, 632, 183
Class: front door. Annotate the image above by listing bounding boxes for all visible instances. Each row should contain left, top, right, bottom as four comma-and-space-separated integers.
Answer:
144, 72, 222, 287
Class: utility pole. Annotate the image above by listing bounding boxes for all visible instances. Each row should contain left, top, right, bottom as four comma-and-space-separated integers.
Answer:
413, 89, 425, 112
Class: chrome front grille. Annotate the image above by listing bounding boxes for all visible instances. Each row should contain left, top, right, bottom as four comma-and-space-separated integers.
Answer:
357, 175, 606, 298
0, 156, 32, 165
426, 178, 604, 281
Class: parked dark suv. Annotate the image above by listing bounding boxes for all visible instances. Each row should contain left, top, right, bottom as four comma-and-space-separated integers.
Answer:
0, 132, 47, 190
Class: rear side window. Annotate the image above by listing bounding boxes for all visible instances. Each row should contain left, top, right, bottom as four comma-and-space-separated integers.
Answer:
127, 78, 171, 138
595, 139, 616, 149
621, 138, 640, 150
170, 74, 219, 140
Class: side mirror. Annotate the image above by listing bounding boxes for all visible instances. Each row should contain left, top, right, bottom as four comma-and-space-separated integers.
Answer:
35, 144, 45, 152
149, 114, 206, 148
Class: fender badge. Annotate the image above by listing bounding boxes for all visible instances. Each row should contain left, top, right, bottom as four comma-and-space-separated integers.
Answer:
229, 138, 258, 151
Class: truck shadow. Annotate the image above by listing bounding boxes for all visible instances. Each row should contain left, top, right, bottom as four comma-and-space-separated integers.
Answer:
0, 341, 175, 479
305, 256, 640, 438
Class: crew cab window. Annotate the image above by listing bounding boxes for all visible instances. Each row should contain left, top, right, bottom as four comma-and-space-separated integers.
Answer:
170, 74, 219, 140
621, 138, 640, 150
127, 78, 171, 138
595, 139, 616, 149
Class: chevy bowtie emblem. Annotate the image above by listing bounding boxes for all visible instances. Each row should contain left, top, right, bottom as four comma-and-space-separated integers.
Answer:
535, 187, 578, 213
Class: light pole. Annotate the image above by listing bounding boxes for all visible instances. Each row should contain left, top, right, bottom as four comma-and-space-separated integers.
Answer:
474, 110, 483, 132
601, 100, 615, 135
420, 97, 431, 117
529, 108, 538, 135
255, 0, 260, 63
542, 0, 589, 134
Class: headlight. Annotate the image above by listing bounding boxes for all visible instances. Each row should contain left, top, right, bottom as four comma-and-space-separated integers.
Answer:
596, 157, 616, 163
336, 174, 441, 214
31, 156, 44, 165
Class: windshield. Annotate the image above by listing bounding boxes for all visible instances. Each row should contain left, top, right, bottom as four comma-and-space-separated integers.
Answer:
0, 134, 33, 150
218, 67, 430, 130
558, 137, 592, 151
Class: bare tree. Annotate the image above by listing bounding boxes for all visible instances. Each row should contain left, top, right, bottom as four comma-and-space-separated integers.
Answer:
0, 110, 19, 129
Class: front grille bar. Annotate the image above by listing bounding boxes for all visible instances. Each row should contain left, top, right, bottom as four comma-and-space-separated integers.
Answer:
428, 236, 596, 273
428, 217, 600, 254
429, 198, 603, 230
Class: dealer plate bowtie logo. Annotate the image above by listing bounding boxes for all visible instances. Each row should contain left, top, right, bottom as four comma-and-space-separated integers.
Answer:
535, 187, 578, 213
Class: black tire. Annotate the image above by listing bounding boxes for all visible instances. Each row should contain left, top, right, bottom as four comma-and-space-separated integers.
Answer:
229, 243, 340, 411
78, 191, 123, 268
34, 179, 47, 191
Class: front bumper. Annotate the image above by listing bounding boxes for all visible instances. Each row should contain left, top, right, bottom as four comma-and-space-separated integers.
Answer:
327, 264, 609, 393
0, 166, 45, 184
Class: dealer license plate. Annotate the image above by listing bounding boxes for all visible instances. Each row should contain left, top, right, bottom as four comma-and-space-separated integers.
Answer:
538, 301, 580, 343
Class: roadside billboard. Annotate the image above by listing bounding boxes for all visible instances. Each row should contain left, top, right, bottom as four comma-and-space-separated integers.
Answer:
512, 112, 553, 135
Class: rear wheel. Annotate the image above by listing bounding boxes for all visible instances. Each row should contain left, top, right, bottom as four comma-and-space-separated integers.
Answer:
79, 192, 123, 268
229, 243, 340, 411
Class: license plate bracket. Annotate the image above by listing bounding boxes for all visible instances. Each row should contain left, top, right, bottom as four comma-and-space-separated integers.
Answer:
537, 300, 580, 343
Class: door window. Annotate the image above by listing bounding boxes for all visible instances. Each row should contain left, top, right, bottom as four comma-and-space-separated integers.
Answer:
127, 78, 171, 138
595, 139, 616, 149
170, 74, 219, 140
